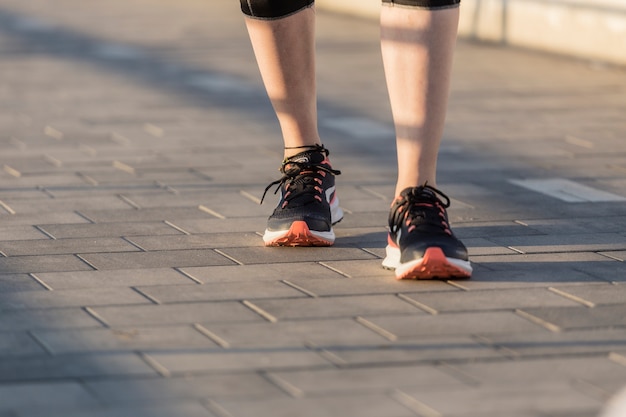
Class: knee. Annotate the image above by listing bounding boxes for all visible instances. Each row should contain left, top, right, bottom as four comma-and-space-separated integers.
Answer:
381, 0, 460, 9
241, 0, 315, 19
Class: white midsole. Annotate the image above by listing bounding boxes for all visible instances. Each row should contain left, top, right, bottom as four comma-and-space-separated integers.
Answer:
382, 244, 473, 275
263, 227, 335, 244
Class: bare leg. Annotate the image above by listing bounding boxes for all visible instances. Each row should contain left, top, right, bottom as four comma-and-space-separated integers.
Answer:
244, 8, 320, 158
381, 6, 459, 196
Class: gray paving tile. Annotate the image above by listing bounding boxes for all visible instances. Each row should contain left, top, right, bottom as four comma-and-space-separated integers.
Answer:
574, 263, 626, 282
6, 196, 133, 214
465, 238, 520, 256
454, 356, 626, 397
0, 237, 140, 256
0, 353, 156, 382
0, 332, 46, 356
0, 274, 46, 292
0, 225, 49, 241
272, 363, 467, 395
148, 349, 331, 374
201, 318, 387, 348
482, 329, 626, 357
520, 304, 626, 330
517, 217, 626, 235
79, 249, 236, 270
215, 394, 416, 417
0, 287, 150, 311
128, 232, 260, 251
166, 217, 265, 234
78, 207, 216, 223
489, 233, 626, 254
0, 382, 98, 414
550, 283, 626, 306
0, 255, 93, 274
91, 302, 261, 327
399, 382, 601, 417
287, 274, 458, 296
20, 402, 217, 417
84, 375, 282, 405
451, 267, 606, 290
138, 281, 305, 303
601, 251, 626, 261
216, 247, 377, 265
35, 268, 193, 290
0, 308, 102, 332
251, 295, 424, 320
471, 252, 615, 271
326, 336, 503, 365
401, 288, 581, 313
363, 311, 545, 339
33, 325, 220, 353
38, 221, 183, 239
180, 263, 345, 283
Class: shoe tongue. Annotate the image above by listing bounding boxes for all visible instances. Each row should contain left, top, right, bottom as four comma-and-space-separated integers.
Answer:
288, 149, 325, 165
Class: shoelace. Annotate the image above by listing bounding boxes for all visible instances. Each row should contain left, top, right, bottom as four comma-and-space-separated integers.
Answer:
389, 184, 452, 236
260, 150, 341, 206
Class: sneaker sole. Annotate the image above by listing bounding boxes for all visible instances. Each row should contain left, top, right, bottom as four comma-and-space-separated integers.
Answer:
383, 246, 472, 280
264, 221, 335, 247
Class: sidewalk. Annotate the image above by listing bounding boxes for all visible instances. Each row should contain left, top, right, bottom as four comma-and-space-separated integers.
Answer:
0, 1, 625, 416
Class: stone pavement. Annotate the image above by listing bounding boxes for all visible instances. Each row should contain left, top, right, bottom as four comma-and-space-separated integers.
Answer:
0, 1, 625, 416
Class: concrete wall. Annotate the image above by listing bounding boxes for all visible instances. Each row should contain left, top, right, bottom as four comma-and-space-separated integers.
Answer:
316, 0, 626, 66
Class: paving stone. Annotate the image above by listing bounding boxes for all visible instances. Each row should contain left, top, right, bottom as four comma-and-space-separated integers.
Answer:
363, 311, 545, 339
574, 263, 626, 283
215, 394, 416, 417
450, 267, 606, 290
128, 232, 260, 251
0, 382, 99, 414
0, 211, 89, 226
251, 295, 424, 320
271, 363, 467, 395
455, 357, 626, 406
216, 246, 377, 265
0, 237, 140, 256
550, 284, 626, 306
0, 332, 45, 356
179, 263, 345, 283
0, 353, 156, 382
520, 304, 626, 330
32, 325, 221, 353
326, 336, 503, 365
20, 402, 217, 417
77, 207, 216, 223
91, 302, 261, 327
201, 318, 387, 348
0, 274, 46, 292
166, 217, 265, 234
38, 221, 183, 239
0, 308, 102, 332
401, 288, 581, 313
35, 268, 193, 289
471, 252, 615, 271
138, 281, 305, 303
0, 255, 93, 274
489, 233, 626, 254
0, 287, 150, 310
148, 349, 331, 374
600, 251, 626, 261
286, 274, 458, 296
6, 195, 133, 214
85, 373, 282, 404
310, 259, 393, 278
0, 225, 48, 241
399, 382, 602, 417
79, 249, 236, 270
464, 238, 520, 256
482, 329, 626, 357
515, 217, 626, 235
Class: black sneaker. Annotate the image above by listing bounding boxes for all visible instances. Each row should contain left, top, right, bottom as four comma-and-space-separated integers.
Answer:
382, 184, 472, 279
261, 145, 343, 246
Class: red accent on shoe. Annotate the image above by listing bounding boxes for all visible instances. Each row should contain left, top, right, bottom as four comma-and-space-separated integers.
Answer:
265, 221, 333, 247
396, 247, 471, 280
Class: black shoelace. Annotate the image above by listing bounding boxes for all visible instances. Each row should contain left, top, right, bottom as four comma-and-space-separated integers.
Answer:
260, 151, 341, 207
389, 184, 452, 236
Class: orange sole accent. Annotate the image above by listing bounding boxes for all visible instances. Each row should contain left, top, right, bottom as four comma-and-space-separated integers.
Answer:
265, 221, 334, 247
397, 247, 471, 280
